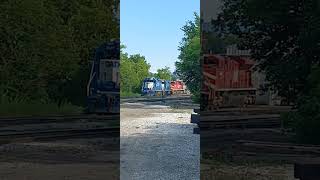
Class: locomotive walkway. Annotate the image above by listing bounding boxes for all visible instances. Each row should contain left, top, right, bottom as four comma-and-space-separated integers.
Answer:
120, 96, 200, 180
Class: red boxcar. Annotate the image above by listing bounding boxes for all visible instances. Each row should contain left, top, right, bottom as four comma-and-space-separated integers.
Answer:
201, 54, 256, 110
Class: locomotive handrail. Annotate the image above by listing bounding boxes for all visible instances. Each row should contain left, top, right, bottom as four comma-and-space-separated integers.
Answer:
87, 72, 96, 96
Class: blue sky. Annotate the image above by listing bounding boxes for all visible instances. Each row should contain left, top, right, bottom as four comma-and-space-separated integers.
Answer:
121, 0, 199, 73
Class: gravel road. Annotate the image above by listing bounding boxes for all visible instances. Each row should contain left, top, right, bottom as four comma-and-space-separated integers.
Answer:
120, 102, 200, 180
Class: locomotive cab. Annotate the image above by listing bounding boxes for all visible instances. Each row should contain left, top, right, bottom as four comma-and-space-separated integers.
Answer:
141, 77, 170, 96
87, 40, 120, 114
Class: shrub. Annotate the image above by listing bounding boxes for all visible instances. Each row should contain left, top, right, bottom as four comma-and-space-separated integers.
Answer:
281, 67, 320, 144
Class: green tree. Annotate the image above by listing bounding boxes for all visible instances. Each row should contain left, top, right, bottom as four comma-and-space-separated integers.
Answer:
0, 0, 79, 103
0, 0, 119, 107
154, 67, 172, 80
171, 71, 178, 81
175, 12, 201, 100
120, 45, 150, 95
283, 66, 320, 144
66, 0, 119, 105
202, 22, 239, 54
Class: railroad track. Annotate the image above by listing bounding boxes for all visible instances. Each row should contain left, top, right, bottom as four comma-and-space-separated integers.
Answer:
0, 114, 119, 127
121, 95, 192, 103
198, 105, 292, 115
0, 127, 119, 144
194, 107, 320, 163
0, 114, 119, 144
236, 140, 320, 155
200, 128, 288, 144
193, 107, 316, 163
232, 140, 320, 163
192, 113, 281, 129
199, 116, 281, 129
201, 138, 320, 163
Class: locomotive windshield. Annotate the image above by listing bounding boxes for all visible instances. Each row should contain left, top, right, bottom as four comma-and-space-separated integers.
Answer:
144, 81, 154, 89
99, 60, 113, 81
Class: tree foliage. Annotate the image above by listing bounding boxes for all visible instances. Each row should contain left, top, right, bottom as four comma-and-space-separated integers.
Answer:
203, 26, 239, 54
283, 66, 320, 144
175, 13, 201, 100
154, 67, 172, 80
120, 45, 150, 94
0, 0, 119, 106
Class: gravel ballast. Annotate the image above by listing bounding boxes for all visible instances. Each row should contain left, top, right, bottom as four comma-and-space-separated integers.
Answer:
121, 103, 200, 180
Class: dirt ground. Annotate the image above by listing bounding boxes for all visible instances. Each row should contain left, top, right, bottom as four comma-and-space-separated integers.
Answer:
120, 101, 200, 180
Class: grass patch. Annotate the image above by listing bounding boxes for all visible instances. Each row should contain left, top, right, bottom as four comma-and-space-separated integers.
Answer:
120, 91, 141, 98
0, 102, 83, 117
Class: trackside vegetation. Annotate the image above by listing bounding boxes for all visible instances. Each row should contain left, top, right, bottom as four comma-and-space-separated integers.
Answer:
0, 0, 119, 116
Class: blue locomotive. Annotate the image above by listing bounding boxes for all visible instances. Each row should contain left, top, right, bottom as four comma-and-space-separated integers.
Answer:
141, 77, 171, 96
86, 40, 120, 113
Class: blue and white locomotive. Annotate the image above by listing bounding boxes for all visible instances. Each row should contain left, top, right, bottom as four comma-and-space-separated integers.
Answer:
141, 77, 171, 96
86, 40, 120, 113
